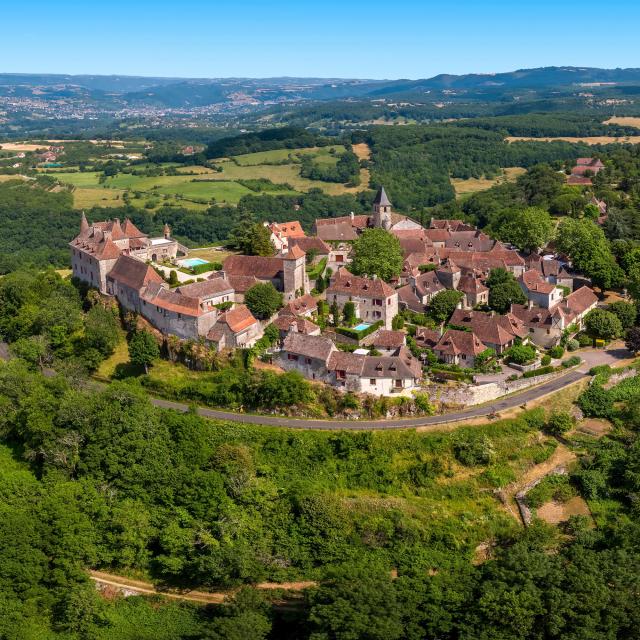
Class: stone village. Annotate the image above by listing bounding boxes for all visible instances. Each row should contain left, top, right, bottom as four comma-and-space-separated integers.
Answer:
70, 185, 599, 402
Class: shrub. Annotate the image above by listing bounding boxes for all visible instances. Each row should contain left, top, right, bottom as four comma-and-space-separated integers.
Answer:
545, 411, 574, 436
562, 355, 581, 368
577, 384, 613, 418
453, 432, 495, 466
245, 282, 283, 320
481, 464, 516, 488
190, 261, 215, 275
540, 354, 552, 366
608, 300, 637, 329
523, 365, 555, 379
548, 345, 564, 359
577, 333, 593, 347
566, 338, 580, 352
505, 343, 537, 365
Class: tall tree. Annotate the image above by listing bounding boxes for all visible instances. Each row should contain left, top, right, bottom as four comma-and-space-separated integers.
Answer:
350, 229, 403, 282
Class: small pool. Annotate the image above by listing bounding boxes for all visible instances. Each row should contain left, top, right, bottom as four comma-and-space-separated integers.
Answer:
353, 322, 371, 331
181, 258, 209, 268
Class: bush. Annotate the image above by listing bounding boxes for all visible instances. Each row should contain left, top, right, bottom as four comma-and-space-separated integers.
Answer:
545, 411, 574, 436
505, 343, 537, 365
190, 261, 215, 275
548, 345, 565, 359
453, 432, 495, 466
577, 332, 593, 347
523, 365, 555, 379
244, 282, 283, 320
566, 338, 580, 352
577, 384, 613, 418
608, 300, 637, 329
541, 354, 552, 366
562, 355, 581, 368
336, 320, 383, 341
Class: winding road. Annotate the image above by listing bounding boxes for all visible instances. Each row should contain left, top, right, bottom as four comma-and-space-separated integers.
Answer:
147, 346, 632, 431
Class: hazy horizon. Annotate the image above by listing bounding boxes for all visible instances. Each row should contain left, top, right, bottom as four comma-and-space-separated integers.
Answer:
2, 0, 638, 79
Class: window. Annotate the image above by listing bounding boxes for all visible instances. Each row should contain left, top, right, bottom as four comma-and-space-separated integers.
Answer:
395, 379, 403, 388
305, 357, 312, 364
370, 379, 376, 385
462, 354, 466, 359
529, 328, 534, 333
374, 299, 382, 306
288, 354, 299, 361
178, 313, 182, 319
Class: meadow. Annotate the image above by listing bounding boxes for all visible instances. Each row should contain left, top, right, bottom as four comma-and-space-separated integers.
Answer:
451, 166, 526, 197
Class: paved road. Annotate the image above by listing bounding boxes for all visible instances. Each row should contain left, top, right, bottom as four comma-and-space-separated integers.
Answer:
147, 346, 633, 431
149, 369, 586, 430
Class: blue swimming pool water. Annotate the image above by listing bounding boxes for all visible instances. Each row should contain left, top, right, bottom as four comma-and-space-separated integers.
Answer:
182, 258, 209, 268
353, 322, 371, 331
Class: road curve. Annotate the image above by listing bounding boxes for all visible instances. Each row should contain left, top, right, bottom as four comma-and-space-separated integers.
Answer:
149, 369, 587, 430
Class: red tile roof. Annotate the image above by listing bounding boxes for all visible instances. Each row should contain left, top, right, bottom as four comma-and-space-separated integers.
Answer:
108, 255, 164, 290
223, 255, 284, 278
434, 329, 488, 357
327, 268, 396, 298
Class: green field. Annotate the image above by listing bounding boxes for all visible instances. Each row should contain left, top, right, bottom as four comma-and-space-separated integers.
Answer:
230, 145, 346, 166
46, 143, 367, 210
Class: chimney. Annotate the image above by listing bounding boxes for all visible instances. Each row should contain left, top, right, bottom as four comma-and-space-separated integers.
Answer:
528, 299, 534, 310
372, 274, 378, 280
350, 211, 355, 221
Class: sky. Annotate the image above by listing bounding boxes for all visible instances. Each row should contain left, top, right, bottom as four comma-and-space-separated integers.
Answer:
2, 0, 639, 79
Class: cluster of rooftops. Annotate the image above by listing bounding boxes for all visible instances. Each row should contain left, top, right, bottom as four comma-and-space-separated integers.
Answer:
69, 184, 600, 395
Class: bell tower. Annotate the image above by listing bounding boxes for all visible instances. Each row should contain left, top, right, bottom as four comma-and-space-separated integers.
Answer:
372, 186, 392, 230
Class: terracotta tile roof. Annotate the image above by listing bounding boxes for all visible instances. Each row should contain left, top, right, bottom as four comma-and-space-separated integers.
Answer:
457, 274, 489, 295
327, 269, 396, 299
434, 329, 488, 357
398, 237, 434, 258
414, 271, 445, 297
121, 218, 146, 238
269, 220, 305, 238
444, 230, 495, 252
397, 284, 426, 312
289, 236, 330, 255
223, 255, 284, 279
283, 332, 335, 361
285, 294, 318, 316
576, 157, 604, 167
327, 351, 367, 374
107, 255, 164, 290
283, 244, 306, 260
217, 304, 258, 333
362, 329, 406, 349
176, 277, 234, 299
424, 229, 451, 243
226, 274, 259, 293
510, 304, 554, 328
94, 238, 122, 260
141, 283, 203, 316
315, 214, 370, 229
414, 327, 441, 348
360, 349, 422, 379
316, 223, 359, 242
273, 311, 319, 334
520, 269, 557, 295
449, 309, 526, 347
565, 286, 598, 316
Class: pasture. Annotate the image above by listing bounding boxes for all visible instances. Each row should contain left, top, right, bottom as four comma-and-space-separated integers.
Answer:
604, 116, 640, 129
506, 135, 640, 145
451, 167, 526, 197
227, 145, 347, 166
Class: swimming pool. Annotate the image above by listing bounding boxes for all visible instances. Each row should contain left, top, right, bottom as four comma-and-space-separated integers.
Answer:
181, 258, 209, 268
353, 322, 371, 332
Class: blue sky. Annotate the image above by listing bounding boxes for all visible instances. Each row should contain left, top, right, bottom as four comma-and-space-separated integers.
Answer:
2, 0, 639, 79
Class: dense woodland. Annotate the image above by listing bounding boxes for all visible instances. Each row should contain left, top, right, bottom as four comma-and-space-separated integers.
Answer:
0, 274, 639, 637
2, 114, 640, 637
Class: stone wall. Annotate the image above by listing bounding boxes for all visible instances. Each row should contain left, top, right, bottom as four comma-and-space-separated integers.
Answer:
426, 369, 568, 407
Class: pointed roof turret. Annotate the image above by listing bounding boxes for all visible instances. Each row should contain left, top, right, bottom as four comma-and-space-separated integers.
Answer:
373, 186, 391, 207
163, 222, 171, 239
80, 211, 89, 234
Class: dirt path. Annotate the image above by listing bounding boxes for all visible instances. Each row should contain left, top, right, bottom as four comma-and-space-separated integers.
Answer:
89, 570, 316, 605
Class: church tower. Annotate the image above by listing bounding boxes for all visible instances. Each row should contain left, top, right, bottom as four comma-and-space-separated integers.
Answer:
372, 186, 392, 230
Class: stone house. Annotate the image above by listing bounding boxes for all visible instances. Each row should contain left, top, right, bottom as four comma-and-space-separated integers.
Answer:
206, 305, 262, 351
449, 309, 528, 355
279, 332, 336, 382
519, 270, 564, 309
433, 329, 489, 368
326, 269, 399, 330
